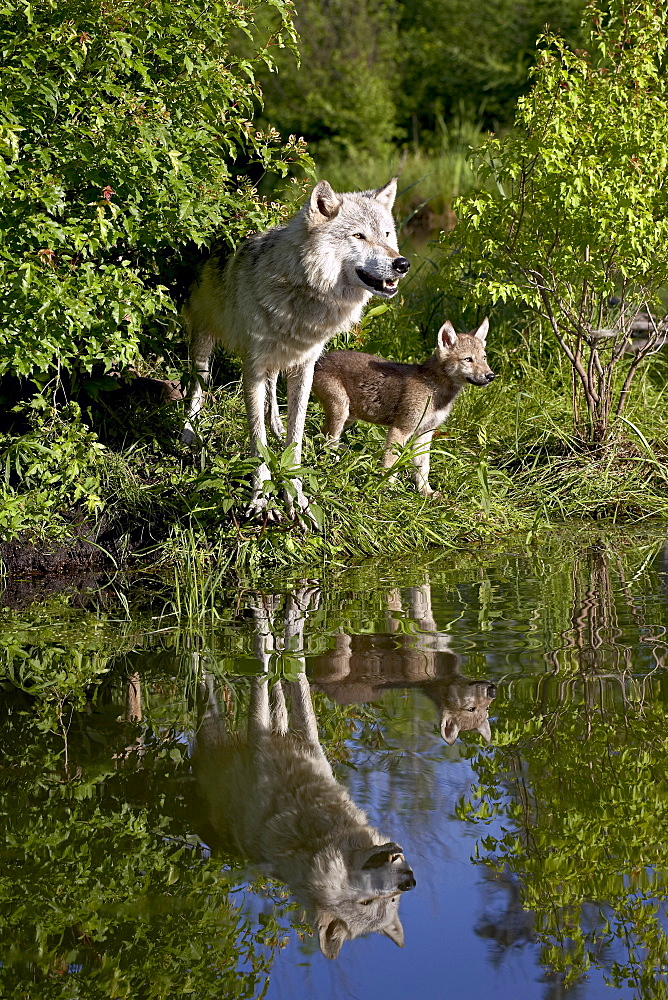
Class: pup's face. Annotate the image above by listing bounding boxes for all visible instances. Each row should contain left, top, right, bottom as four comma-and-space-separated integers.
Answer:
439, 679, 497, 744
435, 318, 495, 386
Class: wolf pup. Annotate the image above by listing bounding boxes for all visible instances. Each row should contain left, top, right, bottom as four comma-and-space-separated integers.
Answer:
180, 179, 410, 519
312, 318, 494, 496
311, 583, 496, 744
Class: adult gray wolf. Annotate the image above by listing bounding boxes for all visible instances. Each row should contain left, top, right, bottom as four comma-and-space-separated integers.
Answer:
310, 583, 497, 744
180, 178, 410, 519
193, 593, 415, 959
312, 318, 494, 496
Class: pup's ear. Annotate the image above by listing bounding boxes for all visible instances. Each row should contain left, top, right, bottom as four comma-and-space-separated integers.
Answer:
437, 321, 458, 351
440, 713, 460, 744
477, 718, 492, 743
373, 177, 398, 211
474, 317, 489, 345
309, 180, 343, 221
318, 915, 350, 960
383, 915, 405, 948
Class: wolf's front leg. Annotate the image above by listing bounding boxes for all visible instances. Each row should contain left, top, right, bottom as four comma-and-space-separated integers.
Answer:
285, 361, 317, 524
265, 371, 285, 442
243, 365, 273, 516
410, 430, 435, 496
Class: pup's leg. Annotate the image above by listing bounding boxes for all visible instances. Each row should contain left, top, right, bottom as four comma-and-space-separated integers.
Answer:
314, 377, 350, 445
410, 430, 435, 496
323, 398, 351, 445
265, 371, 285, 442
181, 329, 215, 445
382, 426, 410, 484
285, 361, 317, 521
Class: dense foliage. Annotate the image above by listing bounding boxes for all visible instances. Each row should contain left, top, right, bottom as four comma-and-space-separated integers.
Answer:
441, 1, 668, 442
0, 0, 309, 384
257, 0, 584, 166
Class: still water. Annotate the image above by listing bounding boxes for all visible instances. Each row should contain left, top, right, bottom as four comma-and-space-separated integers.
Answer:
1, 532, 668, 999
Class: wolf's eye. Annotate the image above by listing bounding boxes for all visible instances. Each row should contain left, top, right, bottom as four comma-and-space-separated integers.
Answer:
352, 233, 366, 240
467, 707, 477, 712
464, 356, 474, 362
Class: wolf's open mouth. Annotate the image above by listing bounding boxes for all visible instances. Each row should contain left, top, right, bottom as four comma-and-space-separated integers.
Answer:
356, 268, 398, 296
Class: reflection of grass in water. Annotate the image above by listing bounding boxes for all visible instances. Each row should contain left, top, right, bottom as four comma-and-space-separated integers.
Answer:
0, 693, 285, 1000
3, 532, 668, 992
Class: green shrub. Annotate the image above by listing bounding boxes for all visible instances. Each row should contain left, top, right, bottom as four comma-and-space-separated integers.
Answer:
256, 0, 400, 167
0, 0, 310, 386
441, 0, 668, 443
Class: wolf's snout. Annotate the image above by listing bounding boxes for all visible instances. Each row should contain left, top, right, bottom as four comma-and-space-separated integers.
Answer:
487, 684, 497, 697
485, 371, 496, 382
399, 873, 417, 892
392, 256, 410, 274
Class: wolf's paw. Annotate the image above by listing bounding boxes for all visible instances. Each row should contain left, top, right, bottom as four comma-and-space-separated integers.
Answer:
245, 495, 283, 524
269, 419, 286, 443
179, 425, 197, 447
283, 486, 318, 531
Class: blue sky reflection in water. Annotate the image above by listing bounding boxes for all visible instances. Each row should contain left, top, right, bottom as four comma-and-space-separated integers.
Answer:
2, 532, 668, 999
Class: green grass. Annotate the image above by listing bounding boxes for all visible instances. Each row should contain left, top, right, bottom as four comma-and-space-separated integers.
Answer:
3, 257, 668, 582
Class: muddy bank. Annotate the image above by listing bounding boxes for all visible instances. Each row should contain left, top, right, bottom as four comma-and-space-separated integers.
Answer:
0, 514, 158, 608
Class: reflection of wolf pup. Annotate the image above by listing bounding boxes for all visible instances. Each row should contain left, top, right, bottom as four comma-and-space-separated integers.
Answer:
312, 318, 494, 495
180, 178, 410, 517
193, 595, 415, 959
311, 585, 496, 744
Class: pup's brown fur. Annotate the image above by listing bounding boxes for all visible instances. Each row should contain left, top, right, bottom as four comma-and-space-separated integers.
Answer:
312, 318, 494, 495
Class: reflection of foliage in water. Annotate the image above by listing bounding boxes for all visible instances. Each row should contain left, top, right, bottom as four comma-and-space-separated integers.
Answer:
0, 686, 293, 999
3, 531, 668, 995
457, 541, 668, 997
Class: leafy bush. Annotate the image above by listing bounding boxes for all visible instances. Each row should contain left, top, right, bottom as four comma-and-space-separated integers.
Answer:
0, 0, 310, 386
441, 0, 668, 443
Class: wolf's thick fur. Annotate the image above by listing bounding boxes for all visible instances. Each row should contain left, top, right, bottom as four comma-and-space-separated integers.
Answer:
193, 595, 415, 959
180, 178, 410, 516
312, 318, 495, 495
311, 584, 496, 744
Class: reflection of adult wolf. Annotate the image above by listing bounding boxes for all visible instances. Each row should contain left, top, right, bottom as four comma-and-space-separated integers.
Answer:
193, 597, 415, 959
311, 585, 496, 744
180, 178, 410, 517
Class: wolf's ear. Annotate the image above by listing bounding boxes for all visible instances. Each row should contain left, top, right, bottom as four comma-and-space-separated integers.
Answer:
318, 915, 350, 960
373, 177, 398, 211
477, 718, 492, 743
440, 714, 460, 744
437, 321, 458, 351
309, 180, 343, 221
383, 915, 405, 948
474, 317, 489, 345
